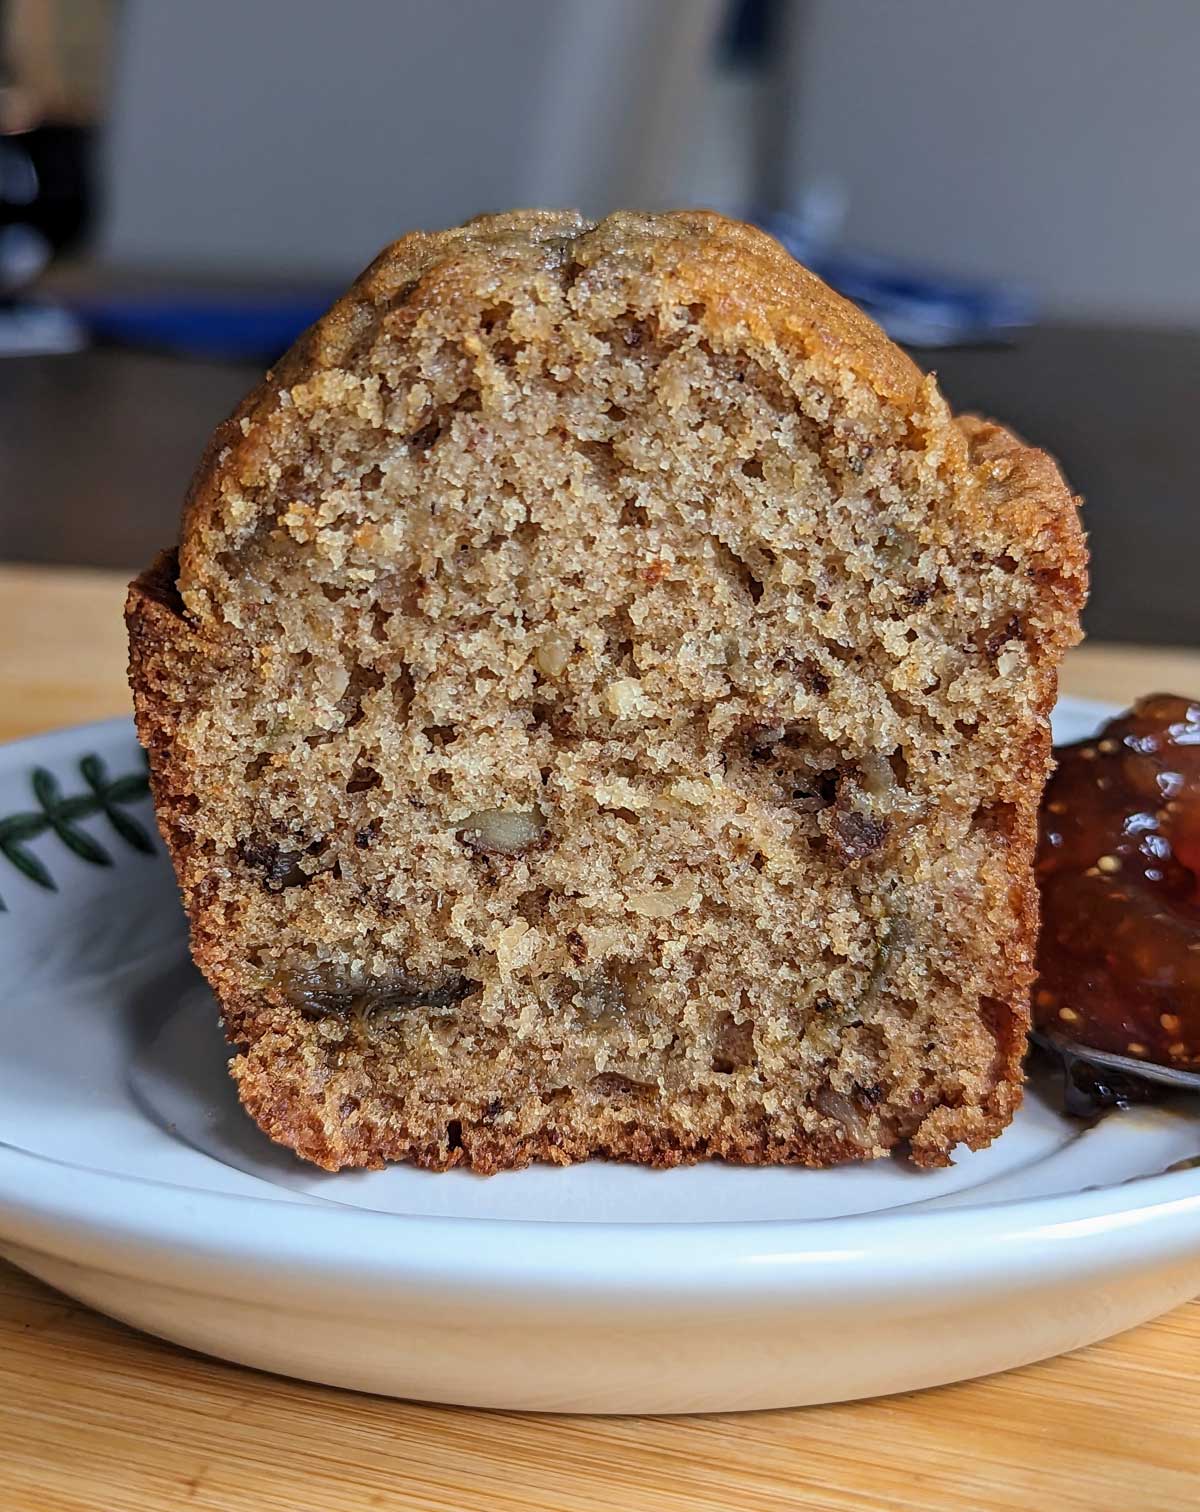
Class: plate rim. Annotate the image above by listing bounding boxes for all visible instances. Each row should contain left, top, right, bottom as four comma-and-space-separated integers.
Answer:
3, 1134, 1200, 1302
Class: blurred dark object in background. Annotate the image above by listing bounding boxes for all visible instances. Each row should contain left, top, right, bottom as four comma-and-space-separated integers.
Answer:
0, 0, 113, 353
0, 125, 94, 283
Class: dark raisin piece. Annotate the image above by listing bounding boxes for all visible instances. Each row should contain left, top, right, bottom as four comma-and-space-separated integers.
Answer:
281, 965, 478, 1020
590, 1072, 654, 1095
354, 819, 381, 849
826, 810, 889, 862
237, 836, 309, 891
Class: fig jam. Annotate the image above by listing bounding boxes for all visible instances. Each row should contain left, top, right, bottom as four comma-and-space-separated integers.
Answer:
1034, 694, 1200, 1080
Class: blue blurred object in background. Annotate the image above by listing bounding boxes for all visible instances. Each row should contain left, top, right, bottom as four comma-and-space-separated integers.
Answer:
753, 206, 1035, 349
64, 289, 336, 363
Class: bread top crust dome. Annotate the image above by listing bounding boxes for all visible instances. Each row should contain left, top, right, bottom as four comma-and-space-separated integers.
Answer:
175, 209, 1084, 638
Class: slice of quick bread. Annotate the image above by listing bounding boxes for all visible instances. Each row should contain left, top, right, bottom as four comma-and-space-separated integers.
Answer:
127, 210, 1086, 1172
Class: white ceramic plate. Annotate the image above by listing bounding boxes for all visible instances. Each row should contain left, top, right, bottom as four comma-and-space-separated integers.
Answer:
1, 699, 1199, 1413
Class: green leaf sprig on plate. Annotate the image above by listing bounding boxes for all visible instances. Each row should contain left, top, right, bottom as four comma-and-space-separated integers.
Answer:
0, 752, 154, 909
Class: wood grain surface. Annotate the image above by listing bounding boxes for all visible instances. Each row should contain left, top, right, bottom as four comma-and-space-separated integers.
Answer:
2, 563, 1198, 1512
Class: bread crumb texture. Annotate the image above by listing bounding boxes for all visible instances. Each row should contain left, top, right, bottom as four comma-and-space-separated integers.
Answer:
127, 210, 1086, 1171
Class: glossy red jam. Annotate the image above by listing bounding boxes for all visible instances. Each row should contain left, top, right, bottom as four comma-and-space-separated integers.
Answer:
1034, 694, 1200, 1071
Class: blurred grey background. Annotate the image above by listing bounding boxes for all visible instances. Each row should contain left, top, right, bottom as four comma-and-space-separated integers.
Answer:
102, 0, 1200, 324
2, 0, 1198, 643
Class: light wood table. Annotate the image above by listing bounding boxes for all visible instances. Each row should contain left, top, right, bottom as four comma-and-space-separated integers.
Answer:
2, 561, 1198, 1512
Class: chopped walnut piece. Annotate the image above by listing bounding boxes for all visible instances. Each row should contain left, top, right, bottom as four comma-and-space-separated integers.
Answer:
813, 1086, 873, 1148
534, 631, 575, 678
626, 873, 700, 917
457, 807, 547, 854
605, 677, 651, 719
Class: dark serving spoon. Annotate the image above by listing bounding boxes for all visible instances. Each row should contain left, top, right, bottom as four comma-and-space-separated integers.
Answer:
1031, 1030, 1200, 1119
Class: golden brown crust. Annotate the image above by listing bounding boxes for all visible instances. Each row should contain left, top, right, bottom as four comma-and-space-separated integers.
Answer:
129, 209, 1086, 1175
177, 211, 931, 621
